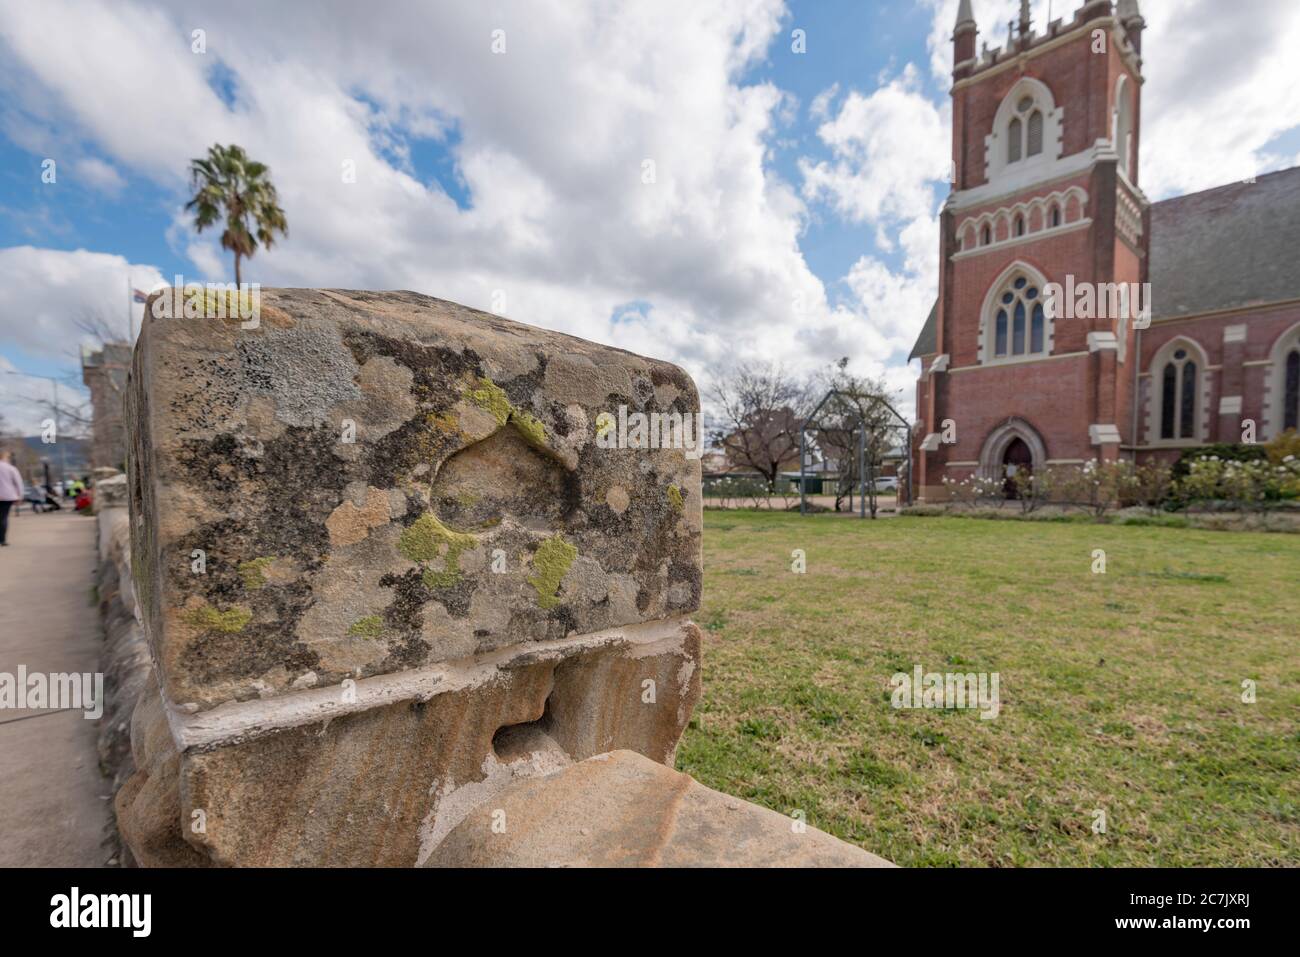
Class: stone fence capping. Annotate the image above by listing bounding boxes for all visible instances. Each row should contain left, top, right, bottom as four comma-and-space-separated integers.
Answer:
114, 287, 891, 867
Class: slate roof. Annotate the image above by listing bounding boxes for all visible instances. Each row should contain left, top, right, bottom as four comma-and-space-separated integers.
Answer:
907, 165, 1300, 359
1149, 165, 1300, 320
908, 299, 938, 361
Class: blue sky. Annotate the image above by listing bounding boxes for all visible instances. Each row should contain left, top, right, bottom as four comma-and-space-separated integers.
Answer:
1, 0, 1298, 433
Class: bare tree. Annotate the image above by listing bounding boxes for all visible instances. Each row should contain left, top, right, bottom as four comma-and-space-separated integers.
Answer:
708, 362, 811, 491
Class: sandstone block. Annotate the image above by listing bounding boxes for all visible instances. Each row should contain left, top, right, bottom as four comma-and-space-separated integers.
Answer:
424, 749, 895, 868
126, 289, 702, 712
116, 620, 700, 866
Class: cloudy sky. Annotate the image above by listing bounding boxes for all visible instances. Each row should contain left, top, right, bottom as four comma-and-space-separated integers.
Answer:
1, 0, 1298, 433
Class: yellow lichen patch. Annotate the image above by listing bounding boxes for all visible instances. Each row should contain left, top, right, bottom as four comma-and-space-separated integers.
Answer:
325, 488, 391, 547
237, 557, 275, 590
347, 615, 385, 639
398, 513, 478, 588
464, 376, 547, 450
467, 377, 511, 426
667, 484, 685, 512
511, 410, 546, 449
528, 535, 577, 610
182, 603, 252, 634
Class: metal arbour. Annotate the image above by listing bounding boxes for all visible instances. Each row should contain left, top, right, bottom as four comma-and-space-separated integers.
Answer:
798, 388, 913, 517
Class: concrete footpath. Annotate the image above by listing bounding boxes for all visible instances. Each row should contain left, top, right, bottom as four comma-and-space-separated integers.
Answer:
0, 507, 113, 866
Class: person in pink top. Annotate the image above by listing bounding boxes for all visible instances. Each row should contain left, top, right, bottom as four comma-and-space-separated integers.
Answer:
0, 450, 24, 546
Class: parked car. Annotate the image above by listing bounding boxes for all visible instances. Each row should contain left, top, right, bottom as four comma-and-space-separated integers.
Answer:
872, 476, 899, 493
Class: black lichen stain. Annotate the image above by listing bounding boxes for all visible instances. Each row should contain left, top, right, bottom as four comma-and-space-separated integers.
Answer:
179, 580, 321, 690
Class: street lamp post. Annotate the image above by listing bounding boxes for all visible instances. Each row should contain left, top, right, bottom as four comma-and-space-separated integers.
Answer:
2, 369, 72, 489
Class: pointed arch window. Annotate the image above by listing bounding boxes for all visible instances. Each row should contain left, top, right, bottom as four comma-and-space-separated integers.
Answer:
982, 225, 991, 246
1050, 204, 1061, 227
1008, 117, 1023, 163
1014, 215, 1025, 237
1027, 110, 1044, 156
1006, 96, 1045, 166
1159, 347, 1199, 440
991, 275, 1047, 360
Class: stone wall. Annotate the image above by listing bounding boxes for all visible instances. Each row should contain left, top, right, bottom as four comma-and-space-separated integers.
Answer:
110, 289, 890, 867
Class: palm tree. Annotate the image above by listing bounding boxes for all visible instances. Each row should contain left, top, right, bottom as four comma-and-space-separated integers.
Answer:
186, 144, 288, 287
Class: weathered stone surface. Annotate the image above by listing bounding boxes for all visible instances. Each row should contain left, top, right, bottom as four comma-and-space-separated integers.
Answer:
425, 749, 895, 868
127, 289, 702, 712
95, 473, 128, 510
115, 620, 700, 866
95, 506, 150, 793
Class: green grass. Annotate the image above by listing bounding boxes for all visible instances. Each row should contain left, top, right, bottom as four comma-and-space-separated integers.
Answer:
677, 511, 1300, 866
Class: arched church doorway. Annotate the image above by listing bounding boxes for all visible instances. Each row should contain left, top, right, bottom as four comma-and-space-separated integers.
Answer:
1002, 437, 1033, 498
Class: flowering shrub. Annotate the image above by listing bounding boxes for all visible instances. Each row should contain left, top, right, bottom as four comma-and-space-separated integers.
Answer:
1174, 453, 1300, 511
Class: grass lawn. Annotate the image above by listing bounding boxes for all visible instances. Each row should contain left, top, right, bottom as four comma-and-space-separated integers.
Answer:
676, 511, 1300, 866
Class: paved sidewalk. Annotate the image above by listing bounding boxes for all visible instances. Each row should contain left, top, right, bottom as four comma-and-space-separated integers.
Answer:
0, 508, 113, 866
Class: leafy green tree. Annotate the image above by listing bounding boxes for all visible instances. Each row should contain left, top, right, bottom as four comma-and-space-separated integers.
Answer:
186, 144, 288, 287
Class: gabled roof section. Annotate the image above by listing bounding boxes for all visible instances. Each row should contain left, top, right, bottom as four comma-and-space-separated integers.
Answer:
908, 299, 938, 361
1150, 165, 1300, 320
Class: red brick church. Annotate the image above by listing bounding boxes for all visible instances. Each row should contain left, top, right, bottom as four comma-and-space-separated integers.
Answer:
909, 0, 1300, 500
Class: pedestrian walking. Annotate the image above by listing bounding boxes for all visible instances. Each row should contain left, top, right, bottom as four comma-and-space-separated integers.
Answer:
0, 450, 24, 546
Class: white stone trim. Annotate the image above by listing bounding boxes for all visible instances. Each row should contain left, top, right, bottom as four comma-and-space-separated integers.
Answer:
951, 140, 1116, 211
1089, 424, 1122, 445
1144, 336, 1211, 446
1088, 331, 1119, 352
944, 460, 980, 468
920, 433, 942, 452
949, 350, 1088, 373
1223, 324, 1247, 344
977, 417, 1047, 481
1261, 321, 1300, 439
977, 261, 1055, 366
928, 353, 950, 376
1218, 396, 1243, 415
955, 184, 1090, 255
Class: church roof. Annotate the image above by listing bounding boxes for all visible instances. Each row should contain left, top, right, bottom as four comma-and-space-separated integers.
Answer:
1149, 165, 1300, 320
906, 164, 1300, 360
908, 299, 938, 361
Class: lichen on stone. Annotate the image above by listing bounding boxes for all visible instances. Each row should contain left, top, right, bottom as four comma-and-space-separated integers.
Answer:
182, 603, 253, 634
511, 410, 546, 449
237, 556, 275, 590
465, 376, 547, 449
398, 513, 478, 588
347, 615, 385, 639
667, 484, 684, 512
528, 535, 577, 610
467, 377, 511, 426
427, 410, 461, 434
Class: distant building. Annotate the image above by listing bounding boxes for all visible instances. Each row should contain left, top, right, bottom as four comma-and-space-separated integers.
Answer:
81, 341, 132, 471
910, 0, 1300, 501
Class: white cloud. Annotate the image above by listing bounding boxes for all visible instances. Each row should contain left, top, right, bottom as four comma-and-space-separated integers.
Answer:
0, 245, 162, 357
74, 156, 125, 195
1, 0, 879, 398
800, 65, 950, 225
